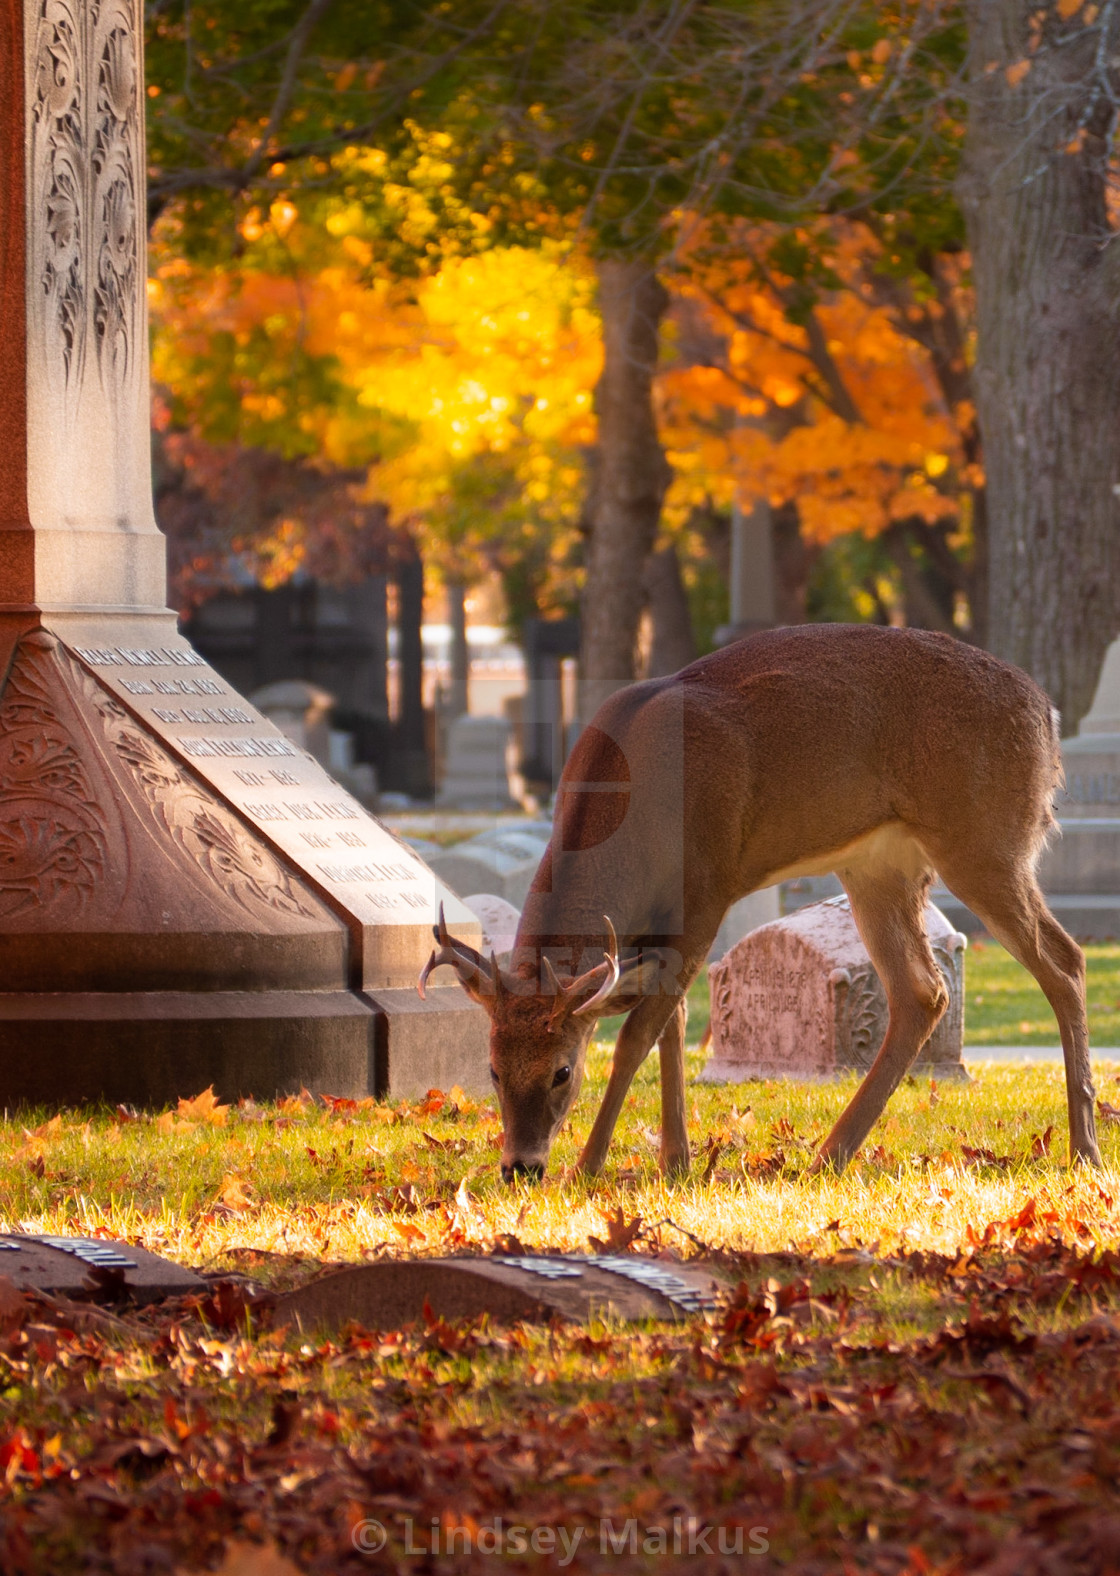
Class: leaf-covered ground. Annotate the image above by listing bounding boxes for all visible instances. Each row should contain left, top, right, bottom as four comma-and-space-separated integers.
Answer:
3, 1049, 1120, 1572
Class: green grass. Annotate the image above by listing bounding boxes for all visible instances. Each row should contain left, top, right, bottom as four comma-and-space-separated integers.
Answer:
965, 938, 1120, 1045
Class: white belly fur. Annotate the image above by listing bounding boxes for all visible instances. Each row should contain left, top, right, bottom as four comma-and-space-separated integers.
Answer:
762, 821, 932, 889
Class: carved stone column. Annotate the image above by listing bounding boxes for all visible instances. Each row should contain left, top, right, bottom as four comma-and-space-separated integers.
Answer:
0, 0, 487, 1105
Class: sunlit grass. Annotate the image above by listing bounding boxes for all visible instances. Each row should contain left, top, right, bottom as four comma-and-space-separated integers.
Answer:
2, 1046, 1118, 1282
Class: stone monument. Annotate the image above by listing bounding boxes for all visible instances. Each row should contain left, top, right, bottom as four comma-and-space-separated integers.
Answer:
426, 823, 551, 909
0, 0, 487, 1105
703, 895, 968, 1083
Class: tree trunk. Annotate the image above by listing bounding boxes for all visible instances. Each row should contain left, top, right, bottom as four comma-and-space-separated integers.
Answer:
642, 543, 696, 676
961, 2, 1120, 730
446, 578, 469, 718
579, 258, 672, 721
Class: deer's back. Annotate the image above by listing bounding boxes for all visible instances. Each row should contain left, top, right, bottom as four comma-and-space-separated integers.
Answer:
526, 625, 1057, 950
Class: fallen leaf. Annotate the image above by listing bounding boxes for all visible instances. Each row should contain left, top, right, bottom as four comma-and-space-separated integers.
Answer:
28, 1115, 63, 1141
183, 1539, 303, 1576
0, 1276, 28, 1335
588, 1205, 644, 1254
217, 1173, 253, 1212
177, 1085, 230, 1125
1006, 58, 1032, 88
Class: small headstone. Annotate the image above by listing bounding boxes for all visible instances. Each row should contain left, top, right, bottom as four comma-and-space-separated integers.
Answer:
273, 1255, 721, 1332
0, 1235, 204, 1303
703, 895, 968, 1083
437, 716, 517, 810
462, 894, 521, 963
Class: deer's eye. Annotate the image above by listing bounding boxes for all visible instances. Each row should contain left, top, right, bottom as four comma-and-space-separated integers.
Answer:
552, 1065, 572, 1088
489, 1066, 500, 1085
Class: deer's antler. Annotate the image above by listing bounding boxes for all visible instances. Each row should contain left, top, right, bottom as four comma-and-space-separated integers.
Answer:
417, 903, 495, 1001
570, 916, 622, 1018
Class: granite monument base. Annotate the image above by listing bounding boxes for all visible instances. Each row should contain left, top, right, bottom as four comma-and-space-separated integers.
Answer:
0, 622, 489, 1107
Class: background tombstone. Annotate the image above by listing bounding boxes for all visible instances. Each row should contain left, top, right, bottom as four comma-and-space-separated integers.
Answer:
460, 894, 521, 964
426, 824, 551, 908
436, 714, 518, 809
0, 0, 487, 1105
1027, 639, 1120, 940
704, 895, 968, 1084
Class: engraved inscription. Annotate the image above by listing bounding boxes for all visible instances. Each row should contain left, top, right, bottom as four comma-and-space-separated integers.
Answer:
152, 678, 224, 697
75, 646, 206, 668
178, 736, 298, 760
317, 860, 418, 885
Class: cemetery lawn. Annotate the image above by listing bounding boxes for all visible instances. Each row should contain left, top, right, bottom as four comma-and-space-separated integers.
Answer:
3, 1061, 1120, 1571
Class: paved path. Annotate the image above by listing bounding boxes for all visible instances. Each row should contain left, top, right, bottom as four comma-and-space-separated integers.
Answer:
964, 1046, 1120, 1063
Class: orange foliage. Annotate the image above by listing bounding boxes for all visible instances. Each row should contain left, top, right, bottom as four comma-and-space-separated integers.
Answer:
659, 221, 971, 548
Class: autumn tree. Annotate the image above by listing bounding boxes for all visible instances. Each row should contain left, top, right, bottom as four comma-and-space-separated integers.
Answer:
468, 1, 968, 713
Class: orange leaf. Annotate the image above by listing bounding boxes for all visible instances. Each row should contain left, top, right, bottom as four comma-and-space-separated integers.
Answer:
1005, 59, 1032, 88
177, 1086, 229, 1126
392, 1221, 426, 1244
28, 1115, 63, 1141
588, 1205, 644, 1254
1057, 0, 1084, 17
217, 1174, 253, 1212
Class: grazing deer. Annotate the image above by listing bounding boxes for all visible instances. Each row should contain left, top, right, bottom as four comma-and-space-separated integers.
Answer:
419, 625, 1101, 1181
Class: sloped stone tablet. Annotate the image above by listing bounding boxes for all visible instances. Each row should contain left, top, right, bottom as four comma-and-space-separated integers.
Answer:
274, 1255, 722, 1332
0, 1235, 204, 1303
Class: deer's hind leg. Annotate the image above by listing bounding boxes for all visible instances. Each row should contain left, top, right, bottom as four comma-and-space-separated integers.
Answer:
934, 853, 1100, 1167
810, 855, 947, 1175
658, 997, 689, 1178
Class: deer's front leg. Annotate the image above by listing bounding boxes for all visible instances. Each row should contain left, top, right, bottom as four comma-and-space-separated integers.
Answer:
658, 998, 689, 1177
577, 996, 677, 1175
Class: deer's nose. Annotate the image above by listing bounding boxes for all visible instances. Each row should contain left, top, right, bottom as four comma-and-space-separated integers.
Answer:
501, 1160, 545, 1184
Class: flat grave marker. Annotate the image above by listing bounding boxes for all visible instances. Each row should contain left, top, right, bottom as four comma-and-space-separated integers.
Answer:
0, 1234, 204, 1302
274, 1255, 723, 1332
